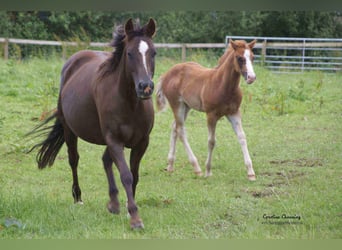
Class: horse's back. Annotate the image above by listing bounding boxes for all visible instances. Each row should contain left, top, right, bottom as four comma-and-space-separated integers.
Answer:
161, 61, 211, 88
59, 50, 110, 145
61, 50, 110, 87
160, 62, 212, 111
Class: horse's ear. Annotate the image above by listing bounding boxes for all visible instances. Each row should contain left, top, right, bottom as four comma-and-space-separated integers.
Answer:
230, 39, 238, 50
144, 18, 156, 38
125, 18, 134, 35
248, 39, 257, 49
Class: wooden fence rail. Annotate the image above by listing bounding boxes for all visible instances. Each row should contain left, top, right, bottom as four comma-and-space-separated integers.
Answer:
0, 37, 226, 61
1, 37, 342, 72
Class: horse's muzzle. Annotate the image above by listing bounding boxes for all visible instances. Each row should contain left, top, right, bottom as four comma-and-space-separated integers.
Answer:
243, 72, 256, 84
137, 81, 154, 99
246, 75, 256, 84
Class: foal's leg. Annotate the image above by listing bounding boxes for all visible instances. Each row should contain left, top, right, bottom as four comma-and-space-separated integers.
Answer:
106, 139, 143, 229
63, 126, 82, 203
227, 110, 256, 181
176, 104, 202, 175
205, 114, 218, 177
166, 121, 177, 172
102, 147, 120, 214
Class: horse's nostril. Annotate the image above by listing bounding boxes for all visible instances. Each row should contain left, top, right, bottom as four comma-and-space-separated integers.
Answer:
144, 86, 152, 94
138, 82, 145, 90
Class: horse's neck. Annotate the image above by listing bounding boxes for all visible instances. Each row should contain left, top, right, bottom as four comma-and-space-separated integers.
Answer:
115, 62, 139, 106
214, 51, 241, 92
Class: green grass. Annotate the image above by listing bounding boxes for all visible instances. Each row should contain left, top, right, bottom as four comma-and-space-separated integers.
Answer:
0, 55, 341, 239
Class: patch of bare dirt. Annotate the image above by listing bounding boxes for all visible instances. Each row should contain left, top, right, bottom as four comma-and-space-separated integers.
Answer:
269, 157, 324, 167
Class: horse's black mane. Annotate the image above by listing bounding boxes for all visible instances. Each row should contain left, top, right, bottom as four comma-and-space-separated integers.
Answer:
98, 21, 146, 78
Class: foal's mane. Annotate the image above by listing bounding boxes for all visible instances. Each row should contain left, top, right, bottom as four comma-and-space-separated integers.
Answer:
98, 21, 146, 79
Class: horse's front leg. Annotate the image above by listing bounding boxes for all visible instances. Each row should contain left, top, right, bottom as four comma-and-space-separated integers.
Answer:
130, 137, 149, 197
102, 147, 120, 214
227, 110, 256, 181
106, 138, 144, 229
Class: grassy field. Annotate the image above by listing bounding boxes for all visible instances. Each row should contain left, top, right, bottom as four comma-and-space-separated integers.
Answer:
0, 54, 341, 239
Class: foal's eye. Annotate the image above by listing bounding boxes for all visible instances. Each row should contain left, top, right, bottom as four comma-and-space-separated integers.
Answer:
237, 56, 245, 64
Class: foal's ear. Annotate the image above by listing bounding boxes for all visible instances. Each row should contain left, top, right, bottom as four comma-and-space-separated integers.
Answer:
248, 39, 257, 49
229, 39, 238, 50
144, 18, 156, 38
124, 18, 134, 35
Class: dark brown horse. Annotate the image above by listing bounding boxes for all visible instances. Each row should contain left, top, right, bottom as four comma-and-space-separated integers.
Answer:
28, 18, 157, 229
156, 39, 257, 180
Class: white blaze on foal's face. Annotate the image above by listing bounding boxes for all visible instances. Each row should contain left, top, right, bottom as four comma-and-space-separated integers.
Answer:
243, 49, 256, 84
139, 40, 149, 74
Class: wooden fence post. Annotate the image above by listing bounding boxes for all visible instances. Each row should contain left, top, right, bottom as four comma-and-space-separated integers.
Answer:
4, 38, 9, 60
261, 39, 267, 66
181, 44, 186, 61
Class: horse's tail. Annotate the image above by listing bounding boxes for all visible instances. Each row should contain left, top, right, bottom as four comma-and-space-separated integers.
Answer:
27, 111, 65, 169
156, 79, 167, 112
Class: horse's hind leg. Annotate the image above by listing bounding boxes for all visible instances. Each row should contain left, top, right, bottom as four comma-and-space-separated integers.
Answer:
175, 104, 202, 176
166, 121, 177, 172
63, 125, 82, 203
205, 113, 218, 177
227, 110, 256, 181
102, 147, 120, 214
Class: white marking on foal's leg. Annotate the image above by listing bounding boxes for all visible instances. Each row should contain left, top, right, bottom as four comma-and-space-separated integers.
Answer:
227, 112, 256, 181
205, 119, 217, 177
175, 104, 202, 175
139, 40, 149, 74
178, 125, 202, 176
166, 121, 177, 172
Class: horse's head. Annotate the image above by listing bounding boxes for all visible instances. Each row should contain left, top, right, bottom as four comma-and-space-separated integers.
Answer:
230, 39, 257, 84
124, 18, 157, 99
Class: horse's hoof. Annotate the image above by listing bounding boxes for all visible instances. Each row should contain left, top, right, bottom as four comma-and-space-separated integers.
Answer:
248, 175, 256, 181
165, 166, 174, 173
195, 171, 203, 177
74, 200, 84, 205
107, 201, 120, 214
205, 171, 212, 178
130, 219, 144, 230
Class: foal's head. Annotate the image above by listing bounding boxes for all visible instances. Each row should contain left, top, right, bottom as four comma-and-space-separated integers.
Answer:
230, 39, 257, 84
123, 18, 157, 99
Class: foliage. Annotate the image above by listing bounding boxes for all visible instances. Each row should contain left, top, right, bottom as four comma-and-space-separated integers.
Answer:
0, 11, 341, 44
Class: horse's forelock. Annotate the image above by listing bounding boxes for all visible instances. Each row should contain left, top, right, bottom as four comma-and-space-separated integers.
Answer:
98, 22, 149, 79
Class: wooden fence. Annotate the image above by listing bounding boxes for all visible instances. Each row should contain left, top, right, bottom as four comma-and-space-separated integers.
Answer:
1, 37, 342, 72
0, 38, 226, 62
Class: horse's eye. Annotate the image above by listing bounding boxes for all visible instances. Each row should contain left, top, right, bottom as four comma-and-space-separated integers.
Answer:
237, 57, 244, 64
237, 56, 245, 67
127, 52, 133, 59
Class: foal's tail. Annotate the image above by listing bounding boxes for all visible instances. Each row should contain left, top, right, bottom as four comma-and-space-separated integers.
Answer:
156, 79, 167, 112
27, 111, 65, 169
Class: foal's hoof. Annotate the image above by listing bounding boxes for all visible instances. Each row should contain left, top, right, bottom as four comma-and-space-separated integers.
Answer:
205, 170, 212, 178
165, 165, 174, 173
130, 218, 144, 230
194, 171, 203, 177
107, 201, 120, 214
248, 175, 256, 181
